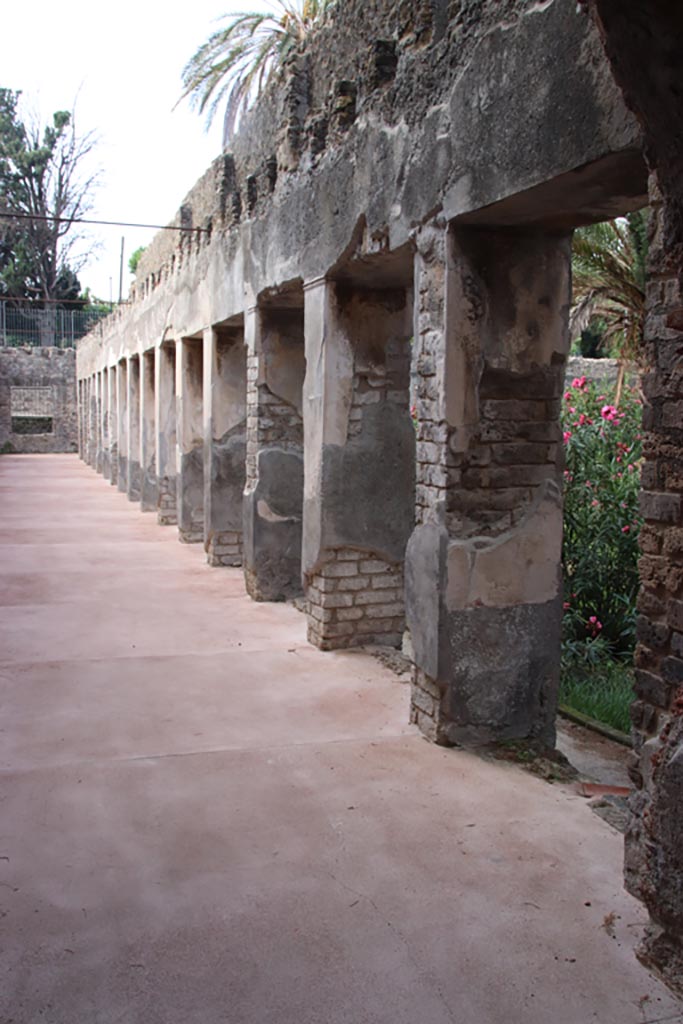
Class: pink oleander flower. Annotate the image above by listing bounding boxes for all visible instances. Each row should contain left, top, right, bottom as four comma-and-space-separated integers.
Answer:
591, 499, 600, 507
571, 376, 587, 389
578, 413, 592, 426
627, 463, 635, 472
601, 404, 619, 421
563, 602, 570, 610
622, 525, 631, 533
587, 615, 603, 634
563, 430, 572, 444
568, 406, 576, 413
564, 391, 572, 401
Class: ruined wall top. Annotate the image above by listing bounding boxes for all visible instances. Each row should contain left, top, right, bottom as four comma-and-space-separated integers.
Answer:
80, 0, 646, 376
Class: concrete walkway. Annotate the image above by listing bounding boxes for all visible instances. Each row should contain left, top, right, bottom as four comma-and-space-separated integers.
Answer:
1, 454, 681, 1024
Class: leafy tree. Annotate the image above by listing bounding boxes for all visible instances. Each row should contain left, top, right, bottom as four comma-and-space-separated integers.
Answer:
128, 245, 146, 275
178, 0, 335, 143
0, 88, 99, 309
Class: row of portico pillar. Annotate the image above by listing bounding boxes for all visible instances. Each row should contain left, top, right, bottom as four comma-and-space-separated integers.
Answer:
79, 222, 572, 752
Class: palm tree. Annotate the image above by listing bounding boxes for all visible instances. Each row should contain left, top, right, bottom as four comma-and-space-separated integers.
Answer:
570, 211, 647, 401
178, 0, 335, 145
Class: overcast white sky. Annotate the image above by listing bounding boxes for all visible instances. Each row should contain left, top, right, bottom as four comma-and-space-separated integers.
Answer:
4, 0, 257, 301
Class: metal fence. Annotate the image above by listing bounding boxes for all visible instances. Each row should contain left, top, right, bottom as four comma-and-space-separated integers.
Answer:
0, 300, 111, 348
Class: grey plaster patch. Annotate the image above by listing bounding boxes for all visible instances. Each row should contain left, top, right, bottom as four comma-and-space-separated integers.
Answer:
127, 460, 142, 503
243, 447, 304, 601
318, 402, 415, 567
442, 599, 561, 747
141, 469, 158, 512
117, 456, 128, 494
405, 521, 448, 682
206, 420, 247, 534
178, 445, 204, 536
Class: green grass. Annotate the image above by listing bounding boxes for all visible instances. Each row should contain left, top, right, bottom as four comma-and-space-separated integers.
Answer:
559, 659, 634, 735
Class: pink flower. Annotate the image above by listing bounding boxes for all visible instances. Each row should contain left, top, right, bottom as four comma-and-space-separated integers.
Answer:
563, 602, 570, 610
597, 395, 605, 401
622, 525, 630, 533
564, 391, 572, 401
578, 413, 592, 426
585, 480, 592, 488
563, 430, 572, 444
601, 404, 619, 421
568, 406, 576, 414
627, 464, 635, 472
571, 376, 587, 389
587, 615, 603, 634
591, 499, 600, 507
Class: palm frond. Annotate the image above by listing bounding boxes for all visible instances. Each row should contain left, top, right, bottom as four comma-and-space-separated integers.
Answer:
571, 211, 647, 364
178, 0, 335, 141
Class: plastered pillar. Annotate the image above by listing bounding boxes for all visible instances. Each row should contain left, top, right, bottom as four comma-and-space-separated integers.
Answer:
127, 355, 142, 502
176, 337, 204, 542
156, 342, 177, 525
94, 372, 104, 473
87, 376, 98, 468
203, 323, 247, 566
140, 350, 157, 511
242, 302, 305, 601
100, 368, 111, 480
77, 379, 85, 460
108, 364, 118, 486
405, 221, 570, 747
302, 277, 414, 650
117, 359, 129, 493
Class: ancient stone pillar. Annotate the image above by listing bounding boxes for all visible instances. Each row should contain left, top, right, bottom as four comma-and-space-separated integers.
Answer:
243, 296, 305, 600
405, 222, 570, 747
302, 276, 415, 650
88, 376, 98, 468
78, 379, 86, 460
624, 176, 683, 987
108, 363, 118, 487
156, 342, 177, 525
117, 359, 129, 493
176, 337, 204, 542
94, 372, 104, 474
140, 350, 157, 511
100, 368, 111, 481
127, 355, 142, 503
203, 323, 247, 566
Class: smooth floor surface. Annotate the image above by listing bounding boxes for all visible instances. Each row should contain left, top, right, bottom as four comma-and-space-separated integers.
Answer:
1, 454, 681, 1024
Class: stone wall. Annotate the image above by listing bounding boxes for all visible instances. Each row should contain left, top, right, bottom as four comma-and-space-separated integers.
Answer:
0, 347, 77, 454
624, 180, 683, 990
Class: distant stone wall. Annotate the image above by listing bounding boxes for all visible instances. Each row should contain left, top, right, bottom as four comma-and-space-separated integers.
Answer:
0, 347, 78, 454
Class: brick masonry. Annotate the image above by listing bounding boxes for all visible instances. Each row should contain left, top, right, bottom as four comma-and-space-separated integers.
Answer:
206, 529, 243, 567
306, 549, 404, 650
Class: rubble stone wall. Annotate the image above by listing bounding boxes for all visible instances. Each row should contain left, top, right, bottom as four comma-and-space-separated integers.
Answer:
0, 347, 77, 454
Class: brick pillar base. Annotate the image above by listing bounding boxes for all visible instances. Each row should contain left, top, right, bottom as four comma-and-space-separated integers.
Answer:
306, 548, 404, 650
